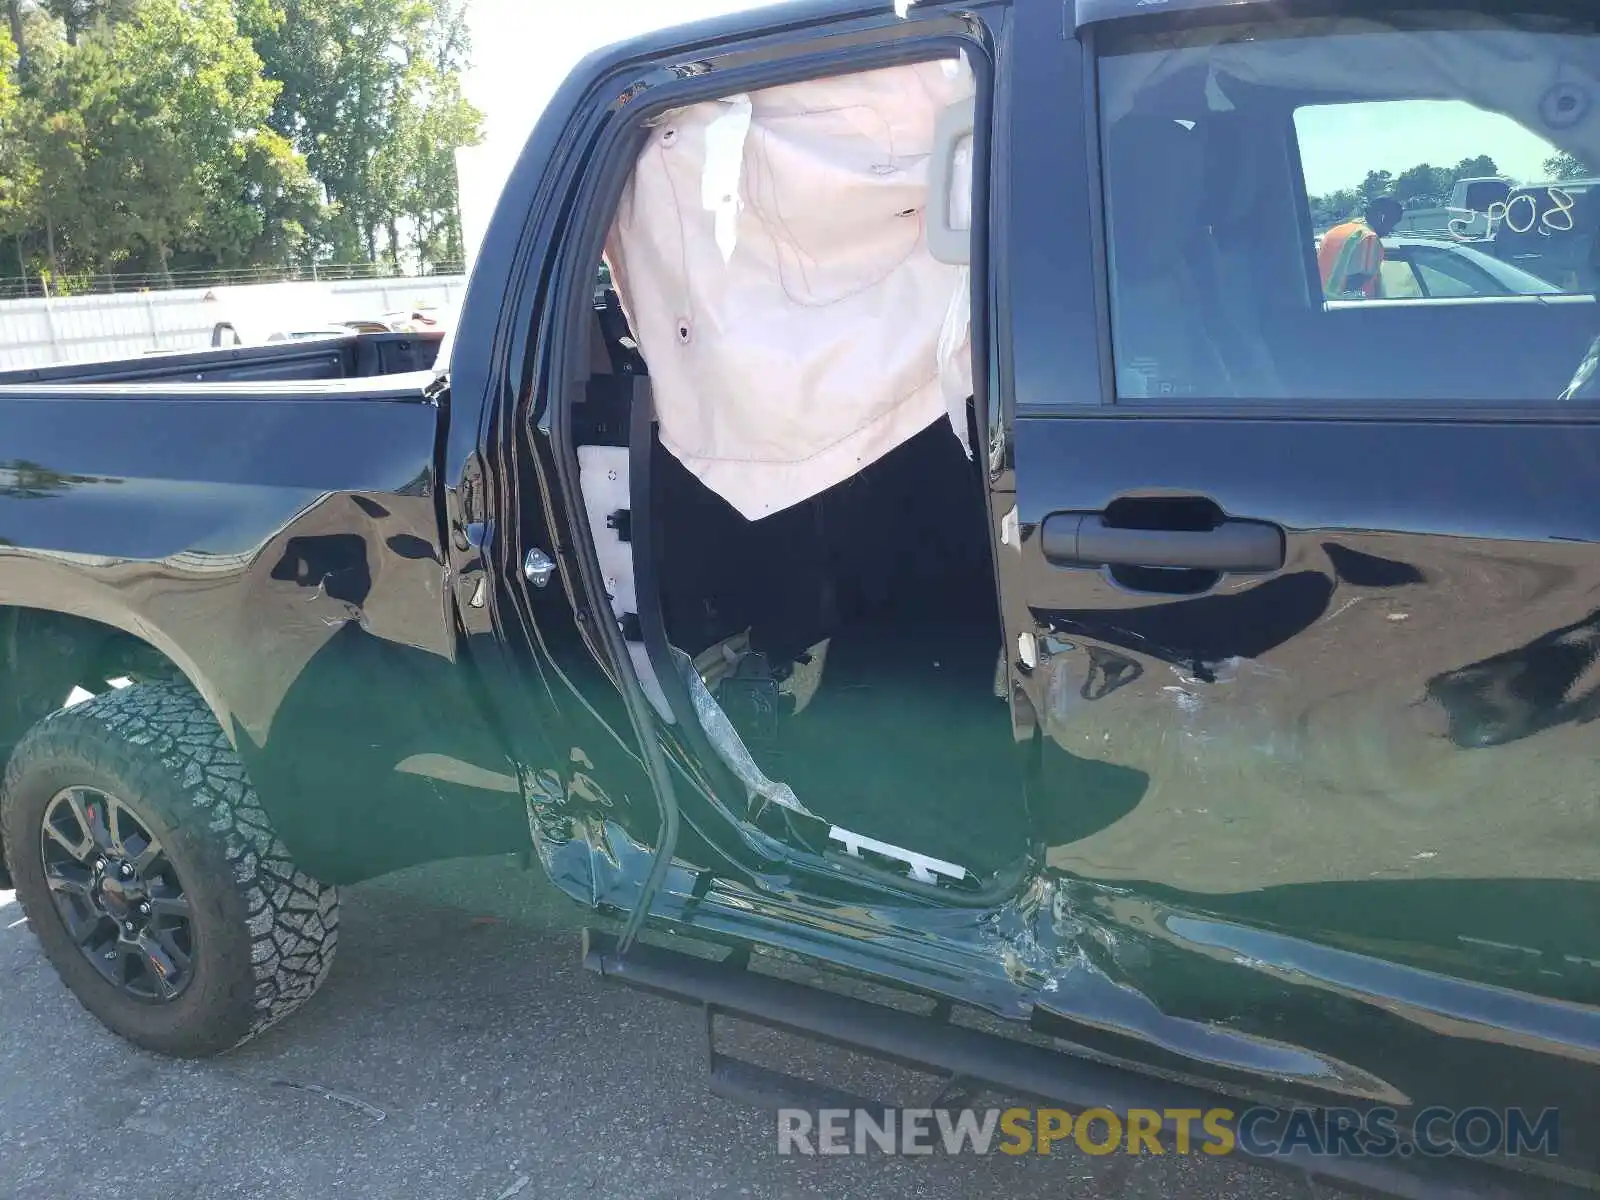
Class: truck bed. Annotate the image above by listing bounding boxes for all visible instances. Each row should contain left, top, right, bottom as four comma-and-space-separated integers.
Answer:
0, 330, 443, 388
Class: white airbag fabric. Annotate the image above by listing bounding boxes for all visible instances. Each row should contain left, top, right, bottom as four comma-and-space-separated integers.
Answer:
605, 59, 975, 520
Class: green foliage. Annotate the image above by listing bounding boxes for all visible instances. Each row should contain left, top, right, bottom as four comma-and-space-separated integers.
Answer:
1309, 157, 1506, 232
1542, 151, 1592, 182
1, 0, 482, 284
241, 0, 480, 268
0, 27, 26, 233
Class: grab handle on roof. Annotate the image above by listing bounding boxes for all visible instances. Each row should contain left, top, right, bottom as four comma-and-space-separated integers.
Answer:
926, 95, 975, 266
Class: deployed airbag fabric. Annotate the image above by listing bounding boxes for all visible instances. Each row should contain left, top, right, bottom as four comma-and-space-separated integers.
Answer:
605, 59, 975, 520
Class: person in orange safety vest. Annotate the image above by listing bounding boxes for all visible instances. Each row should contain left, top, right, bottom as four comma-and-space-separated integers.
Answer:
1318, 196, 1403, 298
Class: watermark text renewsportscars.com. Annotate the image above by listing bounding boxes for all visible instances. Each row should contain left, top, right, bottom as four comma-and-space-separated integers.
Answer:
776, 1105, 1561, 1160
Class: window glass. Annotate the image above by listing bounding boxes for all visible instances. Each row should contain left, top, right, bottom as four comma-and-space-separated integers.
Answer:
1379, 259, 1424, 299
1097, 14, 1600, 404
1410, 247, 1505, 297
1414, 257, 1480, 298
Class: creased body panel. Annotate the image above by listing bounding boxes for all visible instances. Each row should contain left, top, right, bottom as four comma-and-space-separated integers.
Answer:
1005, 413, 1600, 1165
0, 387, 525, 882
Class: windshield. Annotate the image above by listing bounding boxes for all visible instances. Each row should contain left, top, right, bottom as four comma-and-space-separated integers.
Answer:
1097, 10, 1600, 403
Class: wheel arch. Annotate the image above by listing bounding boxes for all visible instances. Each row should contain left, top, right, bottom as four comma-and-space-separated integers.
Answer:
1, 604, 220, 889
2, 678, 341, 1054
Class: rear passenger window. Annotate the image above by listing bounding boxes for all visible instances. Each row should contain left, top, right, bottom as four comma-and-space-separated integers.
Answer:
1096, 13, 1600, 404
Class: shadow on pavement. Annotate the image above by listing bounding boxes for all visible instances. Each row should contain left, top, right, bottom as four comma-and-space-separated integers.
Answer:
0, 860, 1308, 1200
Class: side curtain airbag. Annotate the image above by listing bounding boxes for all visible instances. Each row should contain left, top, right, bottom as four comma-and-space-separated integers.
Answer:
604, 58, 975, 520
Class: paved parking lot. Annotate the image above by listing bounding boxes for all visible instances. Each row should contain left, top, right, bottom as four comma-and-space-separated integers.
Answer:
1, 855, 1309, 1200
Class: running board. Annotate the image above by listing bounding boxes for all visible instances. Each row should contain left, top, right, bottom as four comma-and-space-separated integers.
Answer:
582, 930, 1575, 1200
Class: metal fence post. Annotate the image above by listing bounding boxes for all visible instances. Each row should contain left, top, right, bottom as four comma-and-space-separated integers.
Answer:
44, 297, 61, 363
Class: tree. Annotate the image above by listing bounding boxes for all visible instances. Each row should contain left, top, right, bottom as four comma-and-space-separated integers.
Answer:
5, 1, 25, 76
1307, 156, 1506, 232
380, 58, 480, 268
0, 28, 22, 218
1543, 151, 1591, 181
1, 0, 476, 286
0, 25, 35, 289
9, 0, 321, 279
1358, 169, 1394, 206
6, 22, 90, 281
1392, 162, 1449, 209
1309, 188, 1360, 231
399, 0, 480, 268
190, 127, 322, 270
1453, 154, 1499, 180
40, 0, 135, 44
245, 0, 481, 269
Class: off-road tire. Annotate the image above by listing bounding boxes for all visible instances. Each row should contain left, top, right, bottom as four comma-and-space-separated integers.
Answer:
1, 681, 338, 1056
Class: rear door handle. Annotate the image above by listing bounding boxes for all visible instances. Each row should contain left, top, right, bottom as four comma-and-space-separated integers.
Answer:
1041, 512, 1284, 573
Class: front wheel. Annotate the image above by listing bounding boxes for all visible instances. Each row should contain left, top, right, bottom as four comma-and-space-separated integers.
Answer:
1, 682, 339, 1056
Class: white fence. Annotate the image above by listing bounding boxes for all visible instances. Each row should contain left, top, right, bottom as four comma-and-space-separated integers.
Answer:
0, 275, 468, 371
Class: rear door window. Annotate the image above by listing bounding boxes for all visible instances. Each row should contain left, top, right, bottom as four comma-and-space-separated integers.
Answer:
1096, 12, 1600, 404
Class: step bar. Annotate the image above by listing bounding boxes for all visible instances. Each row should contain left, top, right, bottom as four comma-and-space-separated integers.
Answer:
582, 929, 1582, 1200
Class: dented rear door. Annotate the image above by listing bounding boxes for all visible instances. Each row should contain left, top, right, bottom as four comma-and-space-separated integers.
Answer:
998, 0, 1600, 1163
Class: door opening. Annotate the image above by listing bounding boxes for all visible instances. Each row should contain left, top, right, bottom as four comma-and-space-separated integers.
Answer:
565, 55, 1030, 888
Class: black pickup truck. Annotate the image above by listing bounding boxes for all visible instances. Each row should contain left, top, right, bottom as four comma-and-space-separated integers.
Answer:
3, 1, 1599, 1194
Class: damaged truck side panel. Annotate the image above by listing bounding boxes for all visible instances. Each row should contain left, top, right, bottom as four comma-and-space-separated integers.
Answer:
0, 381, 526, 884
0, 0, 1596, 1193
460, 0, 1600, 1188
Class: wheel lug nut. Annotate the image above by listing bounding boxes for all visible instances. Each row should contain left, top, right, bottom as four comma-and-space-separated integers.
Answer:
123, 921, 135, 934
120, 863, 135, 878
138, 903, 151, 916
93, 858, 106, 872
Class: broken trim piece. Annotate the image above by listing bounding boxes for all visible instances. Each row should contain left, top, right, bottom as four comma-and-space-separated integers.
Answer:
828, 826, 969, 885
672, 645, 813, 818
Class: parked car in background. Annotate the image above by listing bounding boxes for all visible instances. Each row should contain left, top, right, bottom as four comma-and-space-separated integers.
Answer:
205, 287, 459, 347
1492, 178, 1600, 292
1377, 235, 1567, 299
372, 306, 455, 334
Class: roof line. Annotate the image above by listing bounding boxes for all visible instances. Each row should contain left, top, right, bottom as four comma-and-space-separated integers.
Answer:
1073, 0, 1264, 30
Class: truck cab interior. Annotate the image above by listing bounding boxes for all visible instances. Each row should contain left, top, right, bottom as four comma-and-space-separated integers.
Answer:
563, 57, 1031, 889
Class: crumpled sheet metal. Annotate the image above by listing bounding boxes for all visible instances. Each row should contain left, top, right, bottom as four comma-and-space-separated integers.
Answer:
670, 645, 814, 817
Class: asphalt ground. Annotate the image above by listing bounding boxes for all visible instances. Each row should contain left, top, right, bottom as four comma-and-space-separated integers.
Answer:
0, 853, 1313, 1200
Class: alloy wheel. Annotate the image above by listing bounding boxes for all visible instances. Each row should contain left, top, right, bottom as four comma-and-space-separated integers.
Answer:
37, 786, 196, 1002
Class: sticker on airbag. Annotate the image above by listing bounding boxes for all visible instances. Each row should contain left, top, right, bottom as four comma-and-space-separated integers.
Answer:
701, 95, 752, 263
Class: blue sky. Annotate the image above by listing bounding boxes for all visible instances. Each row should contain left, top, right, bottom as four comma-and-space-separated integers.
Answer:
463, 0, 766, 152
1295, 100, 1562, 195
458, 0, 783, 256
